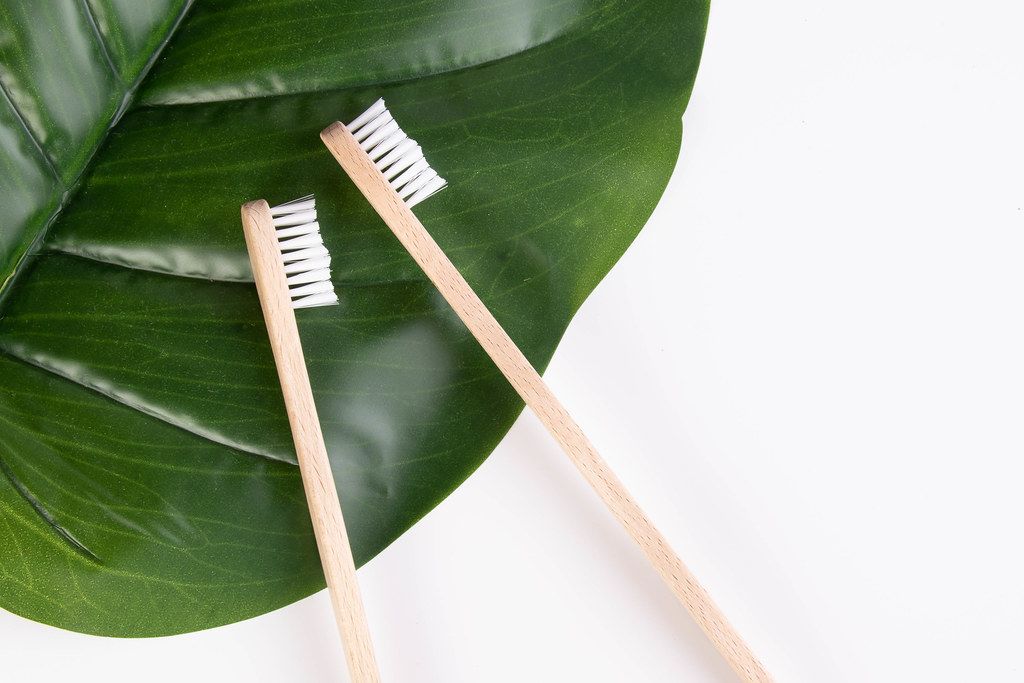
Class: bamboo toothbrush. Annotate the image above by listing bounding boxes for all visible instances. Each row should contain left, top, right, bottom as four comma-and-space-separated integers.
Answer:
320, 100, 772, 683
240, 195, 380, 683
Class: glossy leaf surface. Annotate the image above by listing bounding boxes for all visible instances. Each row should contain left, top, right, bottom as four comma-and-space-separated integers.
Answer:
0, 0, 708, 635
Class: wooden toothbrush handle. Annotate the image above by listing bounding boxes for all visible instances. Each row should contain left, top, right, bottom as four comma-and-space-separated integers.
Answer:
241, 200, 381, 683
321, 123, 772, 683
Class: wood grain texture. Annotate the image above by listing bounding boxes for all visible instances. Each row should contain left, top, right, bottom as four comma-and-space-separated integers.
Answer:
241, 200, 381, 683
321, 122, 772, 683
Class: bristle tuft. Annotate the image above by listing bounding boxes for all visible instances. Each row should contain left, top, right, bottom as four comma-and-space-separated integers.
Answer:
269, 195, 339, 309
346, 99, 447, 209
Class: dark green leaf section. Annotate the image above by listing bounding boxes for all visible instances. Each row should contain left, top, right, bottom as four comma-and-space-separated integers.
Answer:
138, 0, 592, 106
0, 0, 121, 181
0, 0, 186, 291
0, 353, 320, 637
0, 255, 295, 461
86, 0, 189, 84
0, 0, 708, 635
0, 95, 59, 290
0, 253, 521, 570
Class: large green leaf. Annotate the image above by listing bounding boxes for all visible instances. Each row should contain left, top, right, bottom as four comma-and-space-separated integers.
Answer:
0, 0, 708, 635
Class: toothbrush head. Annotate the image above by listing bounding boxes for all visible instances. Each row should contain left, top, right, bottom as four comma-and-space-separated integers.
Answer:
269, 194, 339, 309
344, 98, 447, 209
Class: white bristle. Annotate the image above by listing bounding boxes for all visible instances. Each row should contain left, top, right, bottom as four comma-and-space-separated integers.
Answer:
278, 232, 323, 251
368, 130, 408, 161
283, 255, 331, 275
280, 245, 329, 263
270, 196, 315, 215
391, 158, 429, 192
399, 167, 436, 199
407, 175, 448, 208
383, 145, 424, 181
287, 267, 331, 287
268, 195, 339, 309
353, 110, 393, 143
346, 98, 447, 211
360, 120, 400, 152
375, 139, 417, 172
347, 98, 386, 133
272, 208, 316, 227
293, 291, 340, 309
275, 220, 320, 239
288, 280, 335, 298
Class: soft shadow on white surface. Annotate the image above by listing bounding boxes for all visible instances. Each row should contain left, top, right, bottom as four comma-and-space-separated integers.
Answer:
366, 412, 737, 682
4, 0, 1024, 680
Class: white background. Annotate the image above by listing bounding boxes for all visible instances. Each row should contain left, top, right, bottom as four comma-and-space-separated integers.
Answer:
4, 1, 1024, 680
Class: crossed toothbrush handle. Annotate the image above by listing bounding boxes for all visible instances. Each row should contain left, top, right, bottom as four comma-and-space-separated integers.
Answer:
242, 201, 381, 683
322, 123, 773, 683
